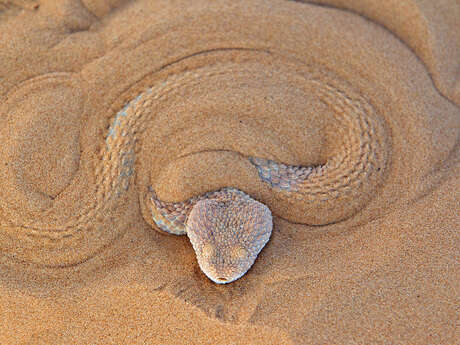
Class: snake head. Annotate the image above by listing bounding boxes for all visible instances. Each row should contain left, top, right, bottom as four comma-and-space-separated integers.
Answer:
186, 189, 272, 284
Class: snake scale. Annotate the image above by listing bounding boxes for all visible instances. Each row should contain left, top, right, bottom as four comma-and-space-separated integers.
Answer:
0, 59, 387, 284
106, 61, 387, 284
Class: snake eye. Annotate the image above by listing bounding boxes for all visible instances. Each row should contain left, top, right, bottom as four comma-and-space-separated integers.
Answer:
201, 243, 214, 258
232, 246, 248, 260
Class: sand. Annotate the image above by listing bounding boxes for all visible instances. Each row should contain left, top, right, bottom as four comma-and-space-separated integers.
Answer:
0, 0, 458, 344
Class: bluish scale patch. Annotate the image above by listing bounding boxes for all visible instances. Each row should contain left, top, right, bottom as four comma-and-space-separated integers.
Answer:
151, 209, 185, 235
248, 157, 293, 191
148, 186, 187, 235
151, 213, 170, 233
118, 149, 135, 192
106, 92, 146, 144
105, 89, 154, 195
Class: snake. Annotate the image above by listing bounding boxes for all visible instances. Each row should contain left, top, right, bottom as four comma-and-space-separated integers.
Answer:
0, 58, 388, 285
105, 60, 387, 284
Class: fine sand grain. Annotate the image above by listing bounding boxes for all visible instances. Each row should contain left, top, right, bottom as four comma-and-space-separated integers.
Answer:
0, 0, 458, 344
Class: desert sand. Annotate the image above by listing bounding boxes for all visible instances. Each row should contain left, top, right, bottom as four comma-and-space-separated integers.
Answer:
0, 0, 458, 344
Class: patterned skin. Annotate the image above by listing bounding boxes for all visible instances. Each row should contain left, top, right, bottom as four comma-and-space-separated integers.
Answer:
150, 157, 313, 284
0, 63, 386, 281
150, 188, 272, 284
104, 63, 386, 284
148, 158, 312, 283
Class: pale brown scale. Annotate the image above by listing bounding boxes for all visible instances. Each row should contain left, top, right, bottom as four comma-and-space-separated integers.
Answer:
149, 188, 272, 284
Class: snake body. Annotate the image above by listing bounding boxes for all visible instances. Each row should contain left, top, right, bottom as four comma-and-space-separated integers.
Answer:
102, 61, 386, 284
0, 58, 387, 284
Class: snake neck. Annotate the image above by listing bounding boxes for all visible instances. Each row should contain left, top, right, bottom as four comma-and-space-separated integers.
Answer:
148, 187, 253, 236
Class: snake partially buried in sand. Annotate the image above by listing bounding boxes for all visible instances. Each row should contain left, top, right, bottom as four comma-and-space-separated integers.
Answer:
106, 60, 387, 284
0, 58, 388, 284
